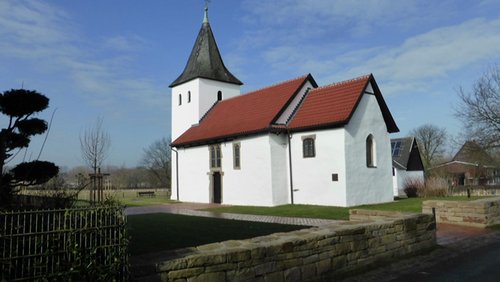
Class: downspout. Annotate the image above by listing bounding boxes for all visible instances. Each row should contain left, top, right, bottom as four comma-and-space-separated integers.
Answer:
287, 128, 294, 204
171, 147, 179, 201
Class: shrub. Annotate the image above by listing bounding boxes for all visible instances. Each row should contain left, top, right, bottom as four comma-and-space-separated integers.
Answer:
404, 178, 424, 198
419, 177, 449, 197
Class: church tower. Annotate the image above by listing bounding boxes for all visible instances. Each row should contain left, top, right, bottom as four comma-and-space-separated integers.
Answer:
170, 4, 243, 141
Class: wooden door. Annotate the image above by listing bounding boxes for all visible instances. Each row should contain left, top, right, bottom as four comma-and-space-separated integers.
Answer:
213, 172, 222, 204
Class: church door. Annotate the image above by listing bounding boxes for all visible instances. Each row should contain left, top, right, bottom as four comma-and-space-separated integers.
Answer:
213, 172, 222, 204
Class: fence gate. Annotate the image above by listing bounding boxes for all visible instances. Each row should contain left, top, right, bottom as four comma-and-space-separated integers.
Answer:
0, 206, 128, 281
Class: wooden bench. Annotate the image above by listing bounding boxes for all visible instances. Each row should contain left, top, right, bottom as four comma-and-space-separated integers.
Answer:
137, 191, 155, 197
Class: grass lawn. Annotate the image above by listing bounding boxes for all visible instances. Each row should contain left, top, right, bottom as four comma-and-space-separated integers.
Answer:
205, 196, 489, 220
127, 213, 305, 255
77, 189, 174, 207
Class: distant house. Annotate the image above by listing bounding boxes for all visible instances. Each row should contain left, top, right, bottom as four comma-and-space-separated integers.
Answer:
430, 141, 500, 186
391, 137, 425, 197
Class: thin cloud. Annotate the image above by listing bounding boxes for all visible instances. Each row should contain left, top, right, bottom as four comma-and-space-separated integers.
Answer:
0, 0, 165, 113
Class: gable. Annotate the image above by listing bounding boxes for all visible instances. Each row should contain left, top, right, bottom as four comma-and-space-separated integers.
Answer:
287, 74, 399, 133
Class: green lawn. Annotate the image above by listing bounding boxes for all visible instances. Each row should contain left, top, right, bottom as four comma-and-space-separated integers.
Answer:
206, 204, 351, 220
77, 189, 174, 207
127, 213, 306, 255
205, 196, 489, 220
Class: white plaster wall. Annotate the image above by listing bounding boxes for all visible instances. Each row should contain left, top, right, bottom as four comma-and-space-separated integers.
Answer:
291, 129, 348, 207
171, 79, 200, 141
269, 134, 290, 205
198, 78, 240, 119
171, 145, 211, 203
275, 81, 314, 124
393, 168, 406, 197
222, 135, 276, 206
171, 78, 241, 141
345, 84, 394, 206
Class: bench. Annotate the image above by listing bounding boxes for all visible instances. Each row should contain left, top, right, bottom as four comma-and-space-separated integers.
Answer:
137, 191, 155, 197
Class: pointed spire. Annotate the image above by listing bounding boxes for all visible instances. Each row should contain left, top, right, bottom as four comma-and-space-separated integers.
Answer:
169, 3, 243, 88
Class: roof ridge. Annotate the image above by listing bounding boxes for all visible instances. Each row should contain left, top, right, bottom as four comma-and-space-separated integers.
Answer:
313, 74, 371, 91
215, 74, 310, 104
243, 74, 309, 95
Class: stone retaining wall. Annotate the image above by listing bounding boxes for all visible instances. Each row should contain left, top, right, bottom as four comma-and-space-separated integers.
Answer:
156, 212, 435, 281
450, 186, 499, 197
422, 197, 500, 228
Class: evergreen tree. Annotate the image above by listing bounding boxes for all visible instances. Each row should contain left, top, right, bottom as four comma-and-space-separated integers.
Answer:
0, 89, 59, 208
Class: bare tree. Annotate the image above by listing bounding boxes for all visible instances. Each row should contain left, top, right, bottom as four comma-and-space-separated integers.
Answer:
411, 124, 448, 169
141, 137, 171, 189
80, 117, 111, 174
456, 66, 500, 149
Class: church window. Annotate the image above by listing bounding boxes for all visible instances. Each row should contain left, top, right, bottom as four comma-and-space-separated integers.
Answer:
188, 91, 191, 103
210, 144, 221, 168
366, 134, 376, 167
178, 94, 182, 105
302, 136, 315, 158
217, 91, 222, 101
233, 143, 240, 169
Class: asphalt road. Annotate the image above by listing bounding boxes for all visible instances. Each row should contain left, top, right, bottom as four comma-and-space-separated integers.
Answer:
342, 231, 500, 282
391, 241, 500, 282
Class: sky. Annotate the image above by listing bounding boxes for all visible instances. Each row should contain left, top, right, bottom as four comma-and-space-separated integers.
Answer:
0, 0, 499, 169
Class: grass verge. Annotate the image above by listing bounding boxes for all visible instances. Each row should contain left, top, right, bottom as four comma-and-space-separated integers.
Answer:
127, 213, 306, 255
77, 189, 174, 207
205, 204, 351, 220
205, 196, 490, 220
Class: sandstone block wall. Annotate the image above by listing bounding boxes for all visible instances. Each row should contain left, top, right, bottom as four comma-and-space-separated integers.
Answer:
156, 212, 435, 281
423, 197, 500, 228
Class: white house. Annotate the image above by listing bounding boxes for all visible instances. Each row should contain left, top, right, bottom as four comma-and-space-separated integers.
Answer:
391, 137, 425, 197
169, 7, 399, 207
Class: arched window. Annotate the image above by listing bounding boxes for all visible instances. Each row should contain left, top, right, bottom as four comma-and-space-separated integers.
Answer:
188, 91, 191, 103
366, 134, 376, 167
233, 143, 241, 169
217, 91, 222, 101
178, 94, 182, 105
303, 137, 315, 158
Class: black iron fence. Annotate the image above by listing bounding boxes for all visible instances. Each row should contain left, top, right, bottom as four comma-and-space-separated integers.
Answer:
0, 205, 128, 281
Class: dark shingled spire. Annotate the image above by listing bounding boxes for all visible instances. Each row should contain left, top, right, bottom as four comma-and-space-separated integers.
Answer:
169, 5, 243, 88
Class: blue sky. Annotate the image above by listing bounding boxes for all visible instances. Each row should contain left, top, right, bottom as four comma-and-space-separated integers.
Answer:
1, 0, 499, 169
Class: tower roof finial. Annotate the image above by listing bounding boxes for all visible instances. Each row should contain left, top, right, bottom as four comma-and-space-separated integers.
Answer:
203, 0, 210, 23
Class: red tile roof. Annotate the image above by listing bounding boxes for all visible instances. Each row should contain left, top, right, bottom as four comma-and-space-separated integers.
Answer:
288, 74, 398, 133
172, 73, 398, 147
288, 75, 369, 129
172, 74, 313, 146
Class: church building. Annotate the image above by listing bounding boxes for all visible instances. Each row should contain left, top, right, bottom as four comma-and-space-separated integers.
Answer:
170, 7, 399, 207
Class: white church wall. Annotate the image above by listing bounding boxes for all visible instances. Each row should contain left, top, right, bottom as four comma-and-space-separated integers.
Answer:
291, 129, 348, 207
198, 78, 240, 118
345, 83, 394, 206
221, 135, 276, 206
171, 78, 240, 141
171, 145, 211, 203
171, 79, 201, 141
269, 134, 290, 205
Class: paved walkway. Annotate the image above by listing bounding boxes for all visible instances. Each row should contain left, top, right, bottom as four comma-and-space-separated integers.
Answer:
128, 203, 499, 281
126, 203, 493, 246
126, 203, 342, 226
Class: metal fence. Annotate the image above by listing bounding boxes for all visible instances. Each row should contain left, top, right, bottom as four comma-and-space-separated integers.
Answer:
0, 205, 128, 281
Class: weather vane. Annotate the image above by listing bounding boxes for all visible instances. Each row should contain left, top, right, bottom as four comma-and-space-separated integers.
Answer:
203, 0, 210, 23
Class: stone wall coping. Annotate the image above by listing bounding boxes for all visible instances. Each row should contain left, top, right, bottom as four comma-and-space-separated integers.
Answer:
156, 213, 435, 275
